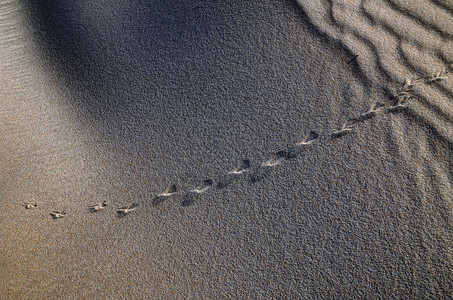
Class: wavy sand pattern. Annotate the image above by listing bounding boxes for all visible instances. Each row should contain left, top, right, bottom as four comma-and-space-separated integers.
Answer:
1, 0, 453, 298
295, 2, 453, 297
297, 0, 453, 142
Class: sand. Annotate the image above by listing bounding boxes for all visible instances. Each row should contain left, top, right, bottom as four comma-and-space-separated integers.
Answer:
0, 0, 452, 298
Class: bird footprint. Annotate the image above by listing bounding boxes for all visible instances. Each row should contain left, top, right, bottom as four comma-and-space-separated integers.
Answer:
217, 159, 251, 189
50, 210, 66, 219
117, 203, 138, 216
331, 120, 356, 138
182, 179, 213, 206
250, 158, 282, 183
23, 202, 38, 209
88, 201, 107, 212
276, 131, 319, 160
152, 184, 178, 206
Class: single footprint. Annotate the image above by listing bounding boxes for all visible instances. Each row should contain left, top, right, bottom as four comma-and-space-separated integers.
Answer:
424, 70, 449, 83
277, 131, 319, 160
357, 102, 386, 121
217, 159, 251, 189
331, 120, 357, 138
117, 203, 138, 216
152, 184, 178, 206
182, 179, 213, 206
23, 202, 38, 209
289, 130, 319, 158
50, 210, 66, 219
88, 201, 107, 212
387, 94, 413, 112
250, 158, 282, 183
399, 78, 419, 92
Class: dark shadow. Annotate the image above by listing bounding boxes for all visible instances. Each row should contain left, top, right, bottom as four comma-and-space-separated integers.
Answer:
23, 1, 246, 118
217, 159, 250, 189
22, 0, 366, 126
152, 184, 177, 206
386, 105, 409, 114
358, 113, 375, 122
306, 130, 320, 142
116, 212, 132, 218
286, 147, 301, 160
275, 150, 290, 160
250, 166, 274, 183
217, 174, 238, 189
331, 130, 353, 139
181, 192, 197, 207
273, 148, 299, 160
347, 55, 358, 65
116, 203, 138, 217
203, 179, 214, 187
152, 196, 166, 207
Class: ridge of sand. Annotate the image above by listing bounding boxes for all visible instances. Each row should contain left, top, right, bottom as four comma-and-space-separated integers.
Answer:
1, 0, 452, 298
296, 0, 453, 142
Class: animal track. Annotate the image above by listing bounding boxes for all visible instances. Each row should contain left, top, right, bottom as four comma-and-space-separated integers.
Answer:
182, 179, 214, 206
331, 119, 357, 138
250, 158, 283, 183
20, 67, 451, 218
357, 102, 386, 121
332, 101, 386, 138
23, 202, 38, 209
117, 203, 139, 216
387, 94, 413, 111
217, 160, 251, 189
276, 131, 320, 160
152, 184, 178, 206
88, 201, 107, 212
425, 69, 450, 83
50, 211, 66, 219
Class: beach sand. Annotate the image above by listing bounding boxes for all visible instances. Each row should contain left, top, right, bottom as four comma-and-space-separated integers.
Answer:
0, 0, 451, 298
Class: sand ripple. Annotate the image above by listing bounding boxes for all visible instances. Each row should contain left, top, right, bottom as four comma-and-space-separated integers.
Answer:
296, 0, 453, 141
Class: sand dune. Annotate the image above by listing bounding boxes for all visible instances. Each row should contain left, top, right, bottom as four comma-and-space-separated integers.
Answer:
1, 0, 452, 298
297, 0, 453, 142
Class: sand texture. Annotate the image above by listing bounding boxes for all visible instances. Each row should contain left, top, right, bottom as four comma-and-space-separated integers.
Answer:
1, 0, 452, 298
297, 0, 453, 141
